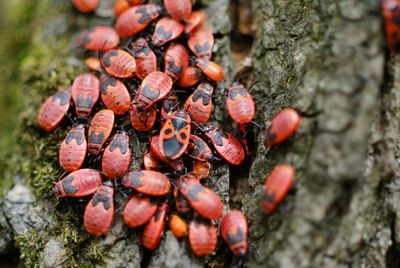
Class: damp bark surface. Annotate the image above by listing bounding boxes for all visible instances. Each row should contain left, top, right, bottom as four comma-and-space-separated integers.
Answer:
0, 0, 399, 267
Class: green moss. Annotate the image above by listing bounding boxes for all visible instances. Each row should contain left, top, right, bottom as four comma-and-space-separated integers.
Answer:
15, 229, 46, 268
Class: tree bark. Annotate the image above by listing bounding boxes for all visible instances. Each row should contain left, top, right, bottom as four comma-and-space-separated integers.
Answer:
0, 0, 397, 267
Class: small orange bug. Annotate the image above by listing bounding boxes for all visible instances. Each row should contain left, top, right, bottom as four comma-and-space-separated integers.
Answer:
71, 73, 100, 118
188, 27, 214, 59
123, 195, 158, 228
130, 38, 157, 80
159, 110, 191, 160
59, 124, 87, 172
261, 164, 295, 213
101, 132, 131, 179
151, 17, 184, 47
184, 83, 214, 125
169, 214, 187, 238
53, 169, 102, 198
196, 58, 224, 81
164, 43, 189, 82
188, 220, 217, 256
179, 181, 224, 220
88, 110, 115, 154
115, 4, 161, 38
84, 185, 114, 236
226, 82, 255, 127
192, 160, 211, 180
176, 66, 202, 88
71, 0, 98, 13
220, 210, 248, 256
163, 0, 192, 21
122, 170, 171, 196
78, 26, 119, 52
100, 74, 131, 115
184, 11, 205, 35
38, 86, 71, 132
101, 49, 136, 78
142, 203, 168, 250
263, 108, 301, 147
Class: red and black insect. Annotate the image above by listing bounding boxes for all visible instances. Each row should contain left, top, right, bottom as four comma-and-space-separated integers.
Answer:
130, 38, 157, 80
59, 124, 87, 172
151, 17, 184, 47
100, 73, 131, 115
72, 73, 100, 118
88, 109, 115, 154
38, 86, 72, 132
174, 173, 200, 214
71, 0, 98, 13
169, 214, 187, 238
186, 134, 214, 162
115, 4, 161, 38
78, 26, 119, 52
176, 66, 202, 88
84, 185, 114, 236
226, 82, 255, 127
159, 110, 191, 160
188, 220, 217, 256
102, 132, 131, 179
203, 125, 245, 166
220, 210, 248, 257
113, 0, 130, 17
85, 57, 102, 72
53, 169, 102, 197
101, 49, 136, 78
196, 58, 224, 81
184, 11, 205, 35
143, 151, 160, 170
142, 203, 168, 250
383, 0, 400, 52
163, 0, 192, 21
133, 71, 173, 111
192, 160, 211, 180
184, 83, 214, 125
130, 104, 157, 132
263, 108, 301, 147
262, 164, 295, 213
179, 181, 224, 220
188, 26, 214, 59
164, 43, 189, 82
122, 170, 171, 196
123, 195, 158, 228
149, 135, 185, 171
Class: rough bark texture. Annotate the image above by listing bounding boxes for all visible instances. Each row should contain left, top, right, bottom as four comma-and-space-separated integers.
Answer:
0, 0, 398, 267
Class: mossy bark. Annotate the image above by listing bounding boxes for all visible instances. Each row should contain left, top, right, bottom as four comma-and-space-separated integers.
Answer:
0, 0, 398, 267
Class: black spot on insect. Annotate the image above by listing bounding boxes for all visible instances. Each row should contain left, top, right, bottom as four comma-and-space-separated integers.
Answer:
129, 172, 145, 187
62, 176, 78, 194
180, 132, 187, 140
210, 129, 227, 147
132, 42, 150, 56
164, 128, 172, 135
194, 41, 211, 57
263, 191, 276, 203
266, 128, 276, 143
154, 26, 173, 43
53, 88, 71, 105
89, 131, 106, 145
76, 95, 94, 109
92, 192, 112, 210
66, 130, 85, 145
109, 139, 128, 154
135, 7, 151, 24
226, 227, 245, 245
166, 59, 183, 79
185, 183, 205, 202
141, 84, 160, 101
102, 50, 118, 67
192, 89, 211, 106
229, 86, 248, 100
100, 75, 117, 94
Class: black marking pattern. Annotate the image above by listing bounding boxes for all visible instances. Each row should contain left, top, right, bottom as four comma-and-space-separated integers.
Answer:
186, 183, 205, 202
163, 136, 183, 158
226, 227, 245, 245
167, 59, 183, 77
66, 131, 84, 145
77, 95, 94, 109
229, 86, 248, 100
109, 139, 128, 154
92, 192, 112, 210
100, 75, 117, 95
171, 117, 189, 131
141, 84, 160, 101
135, 7, 151, 24
89, 131, 106, 145
129, 172, 145, 187
194, 41, 211, 57
192, 89, 211, 106
154, 26, 173, 42
53, 89, 71, 105
62, 176, 78, 194
210, 129, 228, 147
102, 50, 118, 67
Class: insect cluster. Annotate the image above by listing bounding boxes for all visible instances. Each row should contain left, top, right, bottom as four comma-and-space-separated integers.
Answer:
37, 0, 302, 260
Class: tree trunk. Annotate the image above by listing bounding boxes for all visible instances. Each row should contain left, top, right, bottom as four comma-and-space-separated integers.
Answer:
0, 0, 397, 267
